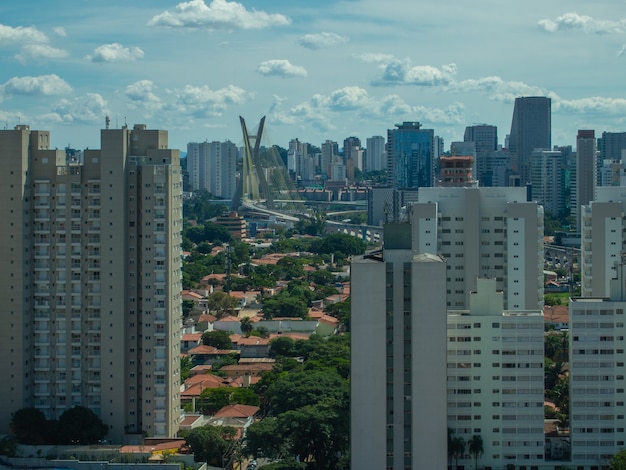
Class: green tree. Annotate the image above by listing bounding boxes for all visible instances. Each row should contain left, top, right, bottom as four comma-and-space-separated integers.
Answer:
183, 424, 237, 466
240, 316, 254, 336
450, 436, 465, 470
58, 406, 108, 444
206, 291, 240, 318
308, 269, 335, 286
10, 407, 49, 444
262, 294, 308, 319
468, 435, 483, 470
610, 449, 626, 469
181, 356, 193, 384
201, 330, 233, 349
269, 336, 296, 358
309, 233, 367, 260
324, 298, 351, 331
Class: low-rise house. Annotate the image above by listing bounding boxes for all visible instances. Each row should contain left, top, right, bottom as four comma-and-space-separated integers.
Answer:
230, 334, 271, 358
181, 332, 203, 354
188, 344, 239, 365
544, 304, 569, 330
219, 362, 274, 378
208, 404, 260, 430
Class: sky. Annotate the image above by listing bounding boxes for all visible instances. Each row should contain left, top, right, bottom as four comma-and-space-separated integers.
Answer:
1, 0, 626, 153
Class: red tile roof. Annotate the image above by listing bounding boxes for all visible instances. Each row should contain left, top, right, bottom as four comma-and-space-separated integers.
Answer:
214, 404, 260, 418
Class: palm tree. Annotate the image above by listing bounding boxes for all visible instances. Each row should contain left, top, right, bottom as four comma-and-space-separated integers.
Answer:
240, 316, 253, 337
451, 436, 465, 470
468, 435, 483, 469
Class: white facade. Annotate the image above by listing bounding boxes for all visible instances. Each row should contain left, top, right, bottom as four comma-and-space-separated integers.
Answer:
448, 278, 545, 469
529, 149, 565, 216
569, 293, 626, 467
410, 187, 544, 311
187, 140, 237, 198
580, 186, 626, 297
351, 225, 448, 470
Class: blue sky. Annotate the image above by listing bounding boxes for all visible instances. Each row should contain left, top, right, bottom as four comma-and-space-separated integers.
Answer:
1, 0, 626, 152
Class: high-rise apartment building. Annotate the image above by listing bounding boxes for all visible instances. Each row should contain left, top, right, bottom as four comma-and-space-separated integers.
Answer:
187, 140, 237, 199
464, 124, 498, 186
365, 135, 385, 172
529, 149, 567, 217
351, 224, 448, 469
448, 278, 545, 469
508, 96, 551, 184
0, 124, 182, 443
386, 122, 434, 189
580, 186, 626, 298
576, 130, 597, 231
410, 187, 543, 310
320, 140, 338, 177
343, 136, 361, 166
569, 266, 626, 467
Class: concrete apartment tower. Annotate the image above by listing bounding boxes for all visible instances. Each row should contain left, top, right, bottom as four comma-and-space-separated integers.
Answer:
508, 96, 551, 184
569, 263, 626, 467
448, 278, 545, 469
581, 186, 626, 298
464, 124, 498, 186
410, 187, 544, 311
0, 123, 182, 443
187, 140, 238, 199
351, 224, 447, 470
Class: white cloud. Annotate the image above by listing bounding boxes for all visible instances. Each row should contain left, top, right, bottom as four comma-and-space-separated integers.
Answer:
257, 59, 307, 78
268, 85, 465, 132
0, 24, 48, 46
148, 0, 290, 31
1, 74, 72, 98
47, 93, 109, 123
53, 27, 67, 37
372, 59, 458, 86
450, 76, 547, 103
299, 32, 348, 50
125, 80, 161, 103
87, 43, 144, 63
538, 13, 626, 34
618, 44, 626, 56
554, 96, 626, 115
15, 44, 69, 62
355, 53, 395, 64
169, 83, 253, 116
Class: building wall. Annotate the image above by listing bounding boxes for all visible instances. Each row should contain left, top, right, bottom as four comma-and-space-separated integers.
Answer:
0, 124, 181, 443
351, 229, 447, 470
448, 279, 545, 469
410, 187, 543, 311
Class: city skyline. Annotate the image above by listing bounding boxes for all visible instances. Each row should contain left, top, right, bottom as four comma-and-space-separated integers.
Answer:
1, 0, 626, 151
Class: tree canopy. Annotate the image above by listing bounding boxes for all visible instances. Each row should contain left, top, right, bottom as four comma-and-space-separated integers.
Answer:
202, 330, 233, 350
183, 424, 237, 466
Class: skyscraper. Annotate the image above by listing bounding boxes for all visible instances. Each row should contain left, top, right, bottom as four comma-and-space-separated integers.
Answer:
342, 136, 361, 166
365, 135, 385, 172
386, 122, 434, 189
529, 149, 567, 217
351, 224, 448, 469
320, 140, 338, 177
575, 130, 597, 231
464, 124, 498, 186
508, 97, 551, 184
0, 123, 182, 442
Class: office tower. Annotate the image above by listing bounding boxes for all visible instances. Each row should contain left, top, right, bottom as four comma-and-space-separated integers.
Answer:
508, 96, 551, 184
599, 131, 626, 182
464, 124, 498, 185
580, 186, 626, 297
320, 140, 338, 177
365, 135, 385, 172
386, 122, 434, 189
576, 130, 597, 231
448, 278, 545, 469
529, 149, 567, 216
569, 266, 626, 467
0, 124, 182, 442
186, 140, 237, 199
483, 149, 512, 187
410, 186, 543, 310
351, 224, 447, 469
